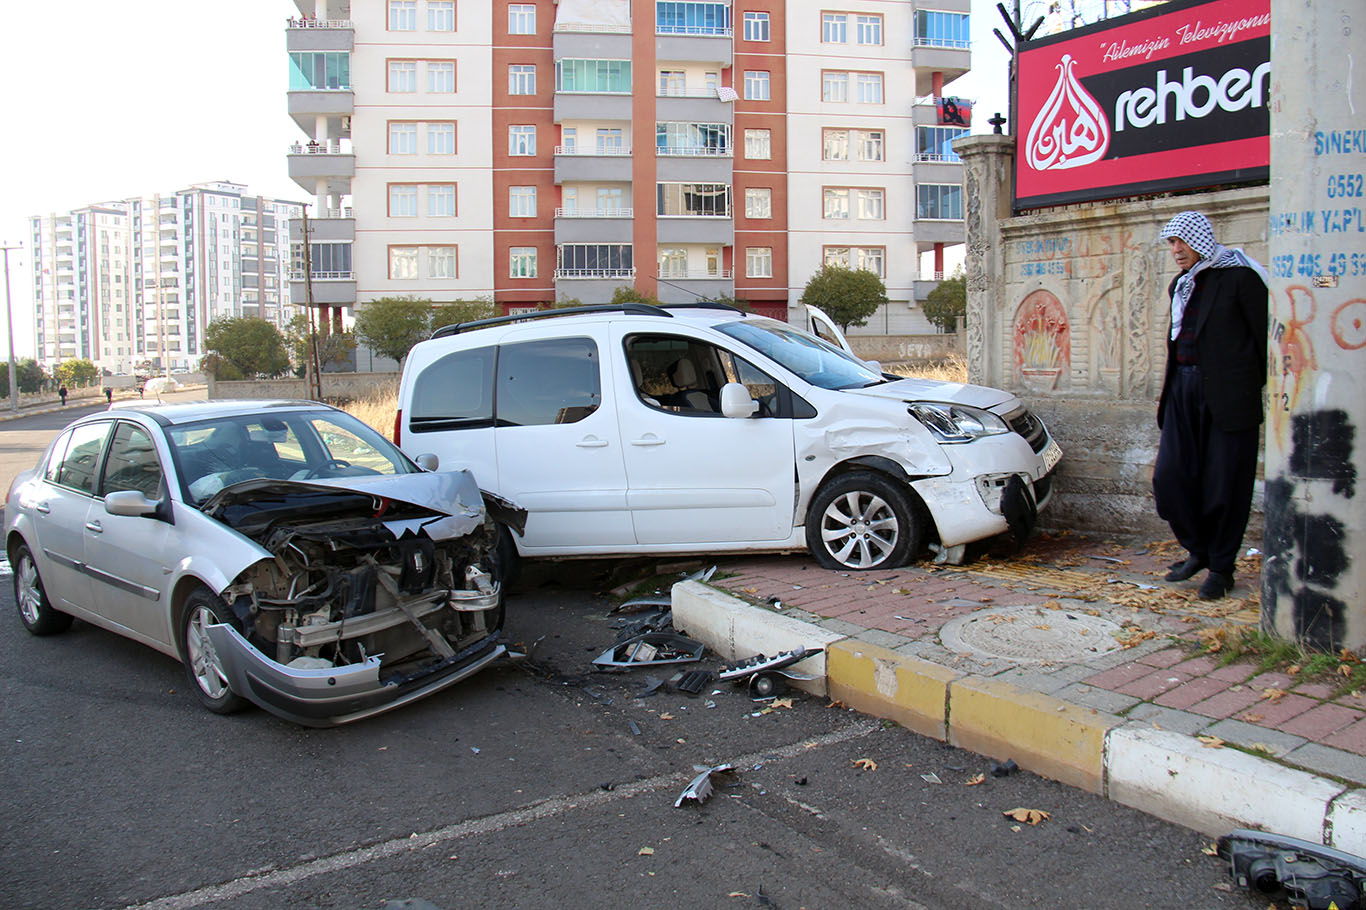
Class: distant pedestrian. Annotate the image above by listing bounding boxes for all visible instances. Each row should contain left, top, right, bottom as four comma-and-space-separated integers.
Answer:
58, 385, 67, 407
104, 387, 113, 405
1152, 211, 1269, 600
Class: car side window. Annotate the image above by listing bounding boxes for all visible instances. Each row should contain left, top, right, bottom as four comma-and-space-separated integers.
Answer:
52, 422, 112, 495
623, 334, 728, 417
409, 345, 496, 432
496, 337, 601, 427
44, 431, 73, 484
101, 423, 165, 498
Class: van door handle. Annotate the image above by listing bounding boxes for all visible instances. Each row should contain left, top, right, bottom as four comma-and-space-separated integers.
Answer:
576, 436, 609, 448
85, 520, 103, 534
630, 434, 666, 447
35, 503, 51, 514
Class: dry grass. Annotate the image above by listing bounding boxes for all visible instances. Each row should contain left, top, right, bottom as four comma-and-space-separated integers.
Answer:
887, 352, 969, 383
342, 384, 400, 441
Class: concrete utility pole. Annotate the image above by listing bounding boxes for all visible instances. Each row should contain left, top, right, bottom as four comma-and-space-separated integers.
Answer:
1263, 0, 1366, 652
1, 241, 20, 411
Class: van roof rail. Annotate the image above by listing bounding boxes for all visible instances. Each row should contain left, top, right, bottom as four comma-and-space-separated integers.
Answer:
430, 303, 672, 338
660, 300, 746, 314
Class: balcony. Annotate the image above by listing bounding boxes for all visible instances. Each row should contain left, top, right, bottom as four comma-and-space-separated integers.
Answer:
656, 217, 733, 244
288, 88, 354, 135
554, 91, 632, 122
554, 147, 634, 183
914, 221, 966, 250
285, 17, 353, 52
655, 32, 731, 65
554, 210, 633, 244
287, 141, 356, 195
288, 215, 354, 244
656, 154, 731, 182
289, 271, 356, 306
554, 267, 636, 280
552, 30, 632, 62
656, 273, 734, 304
655, 92, 732, 123
911, 41, 970, 95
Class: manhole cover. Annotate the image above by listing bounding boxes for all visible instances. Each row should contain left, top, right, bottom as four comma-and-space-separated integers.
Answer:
938, 605, 1124, 663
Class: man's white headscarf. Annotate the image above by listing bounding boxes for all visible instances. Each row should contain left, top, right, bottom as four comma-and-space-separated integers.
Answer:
1159, 211, 1269, 340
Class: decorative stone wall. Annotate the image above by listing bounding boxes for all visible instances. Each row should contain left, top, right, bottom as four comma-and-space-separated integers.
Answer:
957, 134, 1269, 537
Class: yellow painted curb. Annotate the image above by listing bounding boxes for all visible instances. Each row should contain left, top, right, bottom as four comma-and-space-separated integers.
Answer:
948, 676, 1121, 794
826, 640, 960, 742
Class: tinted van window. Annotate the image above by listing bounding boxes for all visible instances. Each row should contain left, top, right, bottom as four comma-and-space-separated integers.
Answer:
410, 345, 496, 431
496, 337, 601, 427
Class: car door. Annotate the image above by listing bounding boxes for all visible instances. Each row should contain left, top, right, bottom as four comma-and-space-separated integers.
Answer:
492, 329, 634, 550
82, 419, 174, 645
613, 328, 796, 545
27, 421, 113, 615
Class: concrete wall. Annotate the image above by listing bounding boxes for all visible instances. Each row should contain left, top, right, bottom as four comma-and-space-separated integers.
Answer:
847, 333, 961, 364
208, 372, 399, 403
958, 135, 1269, 537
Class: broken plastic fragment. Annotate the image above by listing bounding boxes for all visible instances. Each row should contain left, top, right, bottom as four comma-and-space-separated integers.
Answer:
592, 632, 706, 669
675, 763, 736, 807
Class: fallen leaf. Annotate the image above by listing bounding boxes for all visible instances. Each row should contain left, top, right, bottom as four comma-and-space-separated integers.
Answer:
1260, 688, 1288, 702
1341, 665, 1354, 679
1033, 624, 1052, 631
1043, 600, 1062, 610
638, 846, 654, 856
965, 773, 986, 786
1197, 735, 1226, 748
852, 757, 878, 771
771, 697, 794, 709
1286, 664, 1301, 676
1238, 712, 1265, 723
728, 892, 751, 899
1200, 843, 1218, 856
660, 712, 675, 720
1003, 807, 1050, 825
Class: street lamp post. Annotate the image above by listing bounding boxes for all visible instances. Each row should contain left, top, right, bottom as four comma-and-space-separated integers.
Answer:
1, 241, 20, 412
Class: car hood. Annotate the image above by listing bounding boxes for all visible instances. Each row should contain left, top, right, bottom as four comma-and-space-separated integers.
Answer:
841, 377, 1016, 411
200, 470, 507, 542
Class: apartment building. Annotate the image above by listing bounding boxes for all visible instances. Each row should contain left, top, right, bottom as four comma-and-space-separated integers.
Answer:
285, 0, 968, 332
29, 183, 303, 374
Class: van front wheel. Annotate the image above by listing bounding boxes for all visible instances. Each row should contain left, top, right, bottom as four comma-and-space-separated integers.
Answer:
805, 472, 921, 571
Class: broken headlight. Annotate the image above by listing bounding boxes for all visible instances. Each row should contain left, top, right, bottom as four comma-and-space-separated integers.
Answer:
908, 402, 1011, 444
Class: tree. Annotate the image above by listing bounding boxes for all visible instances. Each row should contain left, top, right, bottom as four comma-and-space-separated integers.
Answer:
202, 317, 291, 380
923, 269, 966, 333
353, 296, 435, 364
609, 285, 664, 307
430, 298, 498, 333
798, 265, 887, 331
54, 358, 99, 387
285, 315, 357, 375
0, 359, 46, 398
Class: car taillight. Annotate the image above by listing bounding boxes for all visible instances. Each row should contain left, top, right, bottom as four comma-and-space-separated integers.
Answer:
393, 409, 402, 446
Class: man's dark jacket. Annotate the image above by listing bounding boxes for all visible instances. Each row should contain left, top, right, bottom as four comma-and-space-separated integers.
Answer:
1156, 266, 1269, 433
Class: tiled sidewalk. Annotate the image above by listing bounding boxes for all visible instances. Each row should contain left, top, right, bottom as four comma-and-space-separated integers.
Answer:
710, 532, 1366, 786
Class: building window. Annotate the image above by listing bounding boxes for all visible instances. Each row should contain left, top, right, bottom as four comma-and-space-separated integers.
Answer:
744, 187, 772, 219
744, 70, 770, 100
856, 188, 884, 219
823, 188, 849, 219
558, 243, 633, 277
744, 129, 771, 159
428, 246, 458, 279
856, 73, 883, 103
388, 0, 416, 31
388, 60, 417, 93
822, 128, 884, 161
659, 69, 686, 95
510, 247, 538, 278
918, 184, 964, 219
657, 183, 731, 217
596, 186, 625, 211
509, 186, 538, 218
389, 184, 418, 217
429, 184, 456, 216
742, 11, 770, 41
824, 246, 885, 277
509, 125, 537, 155
288, 52, 350, 90
916, 126, 968, 161
856, 14, 882, 45
916, 10, 970, 48
509, 64, 536, 95
428, 0, 454, 31
390, 246, 418, 279
509, 4, 536, 34
746, 247, 772, 278
595, 128, 625, 153
656, 2, 731, 35
428, 121, 456, 154
428, 61, 455, 93
389, 122, 418, 154
822, 12, 846, 43
556, 59, 631, 93
859, 130, 885, 161
822, 71, 848, 103
657, 122, 730, 155
658, 247, 688, 278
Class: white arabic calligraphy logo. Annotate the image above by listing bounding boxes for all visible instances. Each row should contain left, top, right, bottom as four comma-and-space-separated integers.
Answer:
1025, 54, 1111, 172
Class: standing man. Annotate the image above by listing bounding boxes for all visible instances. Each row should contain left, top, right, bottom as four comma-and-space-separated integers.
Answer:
1153, 211, 1269, 600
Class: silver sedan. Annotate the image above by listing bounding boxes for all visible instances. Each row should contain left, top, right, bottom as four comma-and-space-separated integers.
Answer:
5, 400, 523, 726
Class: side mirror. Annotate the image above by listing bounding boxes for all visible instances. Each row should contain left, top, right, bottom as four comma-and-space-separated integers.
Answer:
719, 382, 759, 419
863, 359, 882, 373
104, 490, 160, 518
414, 452, 440, 472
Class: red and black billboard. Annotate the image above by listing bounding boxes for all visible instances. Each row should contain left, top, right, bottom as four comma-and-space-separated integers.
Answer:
1015, 0, 1269, 210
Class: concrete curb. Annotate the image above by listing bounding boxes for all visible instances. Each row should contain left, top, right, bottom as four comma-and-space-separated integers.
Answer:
672, 580, 1366, 854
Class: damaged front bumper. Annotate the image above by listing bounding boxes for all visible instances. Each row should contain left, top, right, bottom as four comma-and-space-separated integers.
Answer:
913, 435, 1061, 549
203, 622, 505, 727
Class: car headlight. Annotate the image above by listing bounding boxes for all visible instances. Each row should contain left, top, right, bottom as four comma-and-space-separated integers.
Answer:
907, 402, 1011, 443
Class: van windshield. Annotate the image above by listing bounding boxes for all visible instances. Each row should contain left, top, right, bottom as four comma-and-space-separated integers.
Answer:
716, 319, 884, 390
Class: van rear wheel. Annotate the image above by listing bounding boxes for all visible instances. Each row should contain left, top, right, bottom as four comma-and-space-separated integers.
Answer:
805, 472, 921, 570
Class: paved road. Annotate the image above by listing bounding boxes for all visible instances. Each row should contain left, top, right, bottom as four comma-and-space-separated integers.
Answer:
0, 404, 1262, 910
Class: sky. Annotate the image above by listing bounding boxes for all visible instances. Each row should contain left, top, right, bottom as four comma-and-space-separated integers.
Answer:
0, 0, 1018, 359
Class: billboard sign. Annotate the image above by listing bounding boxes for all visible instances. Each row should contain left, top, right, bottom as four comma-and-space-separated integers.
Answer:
1015, 0, 1270, 209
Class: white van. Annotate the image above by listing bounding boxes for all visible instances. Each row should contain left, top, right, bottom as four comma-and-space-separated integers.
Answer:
395, 302, 1060, 571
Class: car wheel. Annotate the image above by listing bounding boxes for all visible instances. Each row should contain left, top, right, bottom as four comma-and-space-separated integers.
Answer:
12, 543, 73, 636
805, 471, 921, 571
180, 587, 248, 715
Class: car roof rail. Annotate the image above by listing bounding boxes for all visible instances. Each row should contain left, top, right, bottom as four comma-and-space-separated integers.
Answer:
660, 300, 747, 314
431, 302, 672, 338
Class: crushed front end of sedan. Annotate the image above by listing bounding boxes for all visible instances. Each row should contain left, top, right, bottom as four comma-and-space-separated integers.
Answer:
194, 470, 525, 726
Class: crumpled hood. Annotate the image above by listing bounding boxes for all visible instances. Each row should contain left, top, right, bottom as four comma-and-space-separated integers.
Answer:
842, 377, 1017, 412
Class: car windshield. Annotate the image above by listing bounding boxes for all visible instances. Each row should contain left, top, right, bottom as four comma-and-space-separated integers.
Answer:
167, 410, 413, 506
716, 319, 884, 390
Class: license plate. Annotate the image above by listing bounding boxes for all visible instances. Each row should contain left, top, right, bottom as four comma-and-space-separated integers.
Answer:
1041, 439, 1063, 474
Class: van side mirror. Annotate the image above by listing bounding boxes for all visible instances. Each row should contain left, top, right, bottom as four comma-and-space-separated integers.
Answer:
719, 383, 759, 418
414, 452, 440, 471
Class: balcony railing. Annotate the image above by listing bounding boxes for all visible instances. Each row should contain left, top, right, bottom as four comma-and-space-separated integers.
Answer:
913, 36, 970, 49
659, 269, 733, 279
290, 270, 355, 281
656, 25, 732, 37
289, 140, 351, 155
914, 152, 961, 163
554, 208, 633, 218
315, 207, 354, 219
554, 268, 637, 279
554, 146, 632, 156
656, 146, 732, 157
286, 17, 353, 28
553, 22, 632, 33
657, 85, 722, 99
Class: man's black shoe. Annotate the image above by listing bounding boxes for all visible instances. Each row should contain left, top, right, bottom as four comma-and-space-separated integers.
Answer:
1199, 571, 1234, 600
1165, 555, 1207, 582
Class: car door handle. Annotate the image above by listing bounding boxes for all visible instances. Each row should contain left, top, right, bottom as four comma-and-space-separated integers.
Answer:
34, 503, 51, 514
576, 437, 609, 448
85, 520, 103, 534
630, 434, 666, 447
